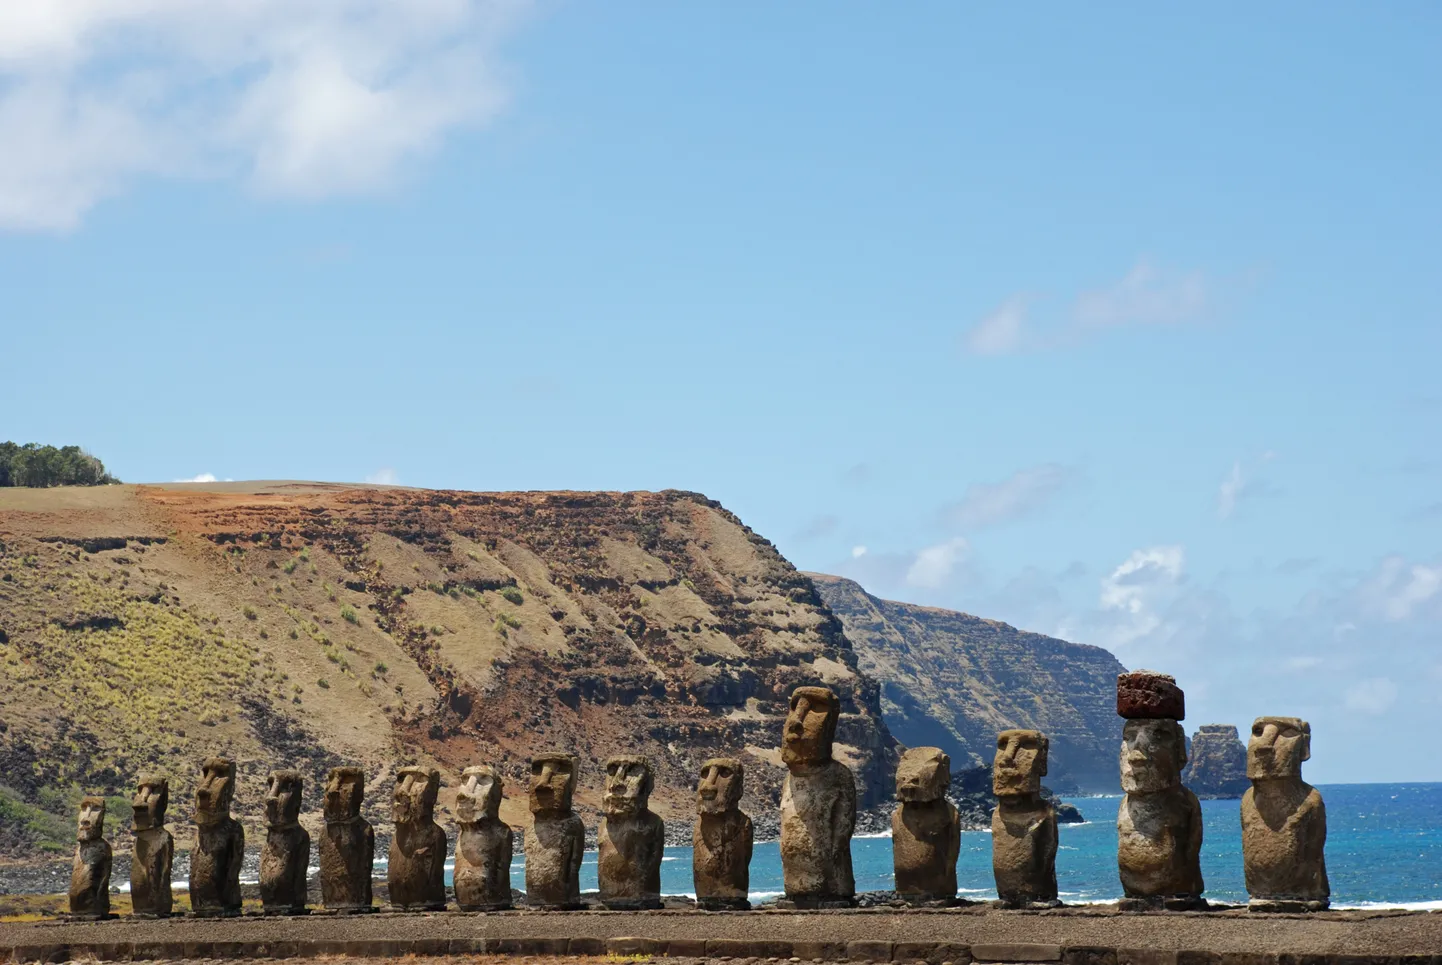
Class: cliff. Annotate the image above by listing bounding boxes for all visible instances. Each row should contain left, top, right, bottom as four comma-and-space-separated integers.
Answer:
0, 482, 896, 860
1182, 724, 1249, 799
806, 573, 1125, 792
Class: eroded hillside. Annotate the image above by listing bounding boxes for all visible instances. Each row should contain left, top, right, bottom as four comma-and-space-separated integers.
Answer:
0, 483, 895, 859
808, 573, 1124, 791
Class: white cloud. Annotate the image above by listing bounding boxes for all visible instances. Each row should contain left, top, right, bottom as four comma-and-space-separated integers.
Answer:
364, 467, 399, 485
946, 463, 1069, 528
1072, 260, 1207, 330
905, 537, 969, 589
962, 259, 1212, 356
851, 545, 868, 559
0, 0, 526, 231
1095, 545, 1185, 649
1355, 556, 1442, 622
1344, 677, 1399, 715
176, 472, 218, 483
964, 295, 1030, 356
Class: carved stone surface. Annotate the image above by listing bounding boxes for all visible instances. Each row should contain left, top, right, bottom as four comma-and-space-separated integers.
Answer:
387, 766, 447, 912
1117, 670, 1186, 721
260, 770, 310, 915
524, 752, 584, 909
598, 755, 664, 910
68, 797, 111, 920
190, 757, 244, 917
130, 774, 173, 919
319, 767, 374, 913
779, 686, 856, 908
1117, 719, 1205, 909
454, 765, 513, 911
892, 747, 959, 905
1242, 716, 1329, 912
991, 730, 1059, 909
693, 757, 752, 911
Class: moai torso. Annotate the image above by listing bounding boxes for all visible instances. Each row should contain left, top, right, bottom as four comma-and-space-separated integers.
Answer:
69, 798, 111, 919
1241, 717, 1329, 909
892, 747, 959, 903
778, 686, 856, 905
598, 755, 664, 909
190, 757, 245, 917
387, 767, 448, 911
319, 767, 374, 912
130, 775, 173, 918
259, 770, 310, 914
453, 766, 513, 911
991, 730, 1058, 908
1116, 714, 1205, 902
524, 752, 584, 909
693, 758, 752, 910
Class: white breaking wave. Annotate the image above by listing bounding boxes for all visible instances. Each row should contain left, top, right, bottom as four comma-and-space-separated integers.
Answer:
1332, 900, 1442, 911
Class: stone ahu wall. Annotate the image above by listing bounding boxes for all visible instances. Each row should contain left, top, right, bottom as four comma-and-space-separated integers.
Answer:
62, 678, 1332, 921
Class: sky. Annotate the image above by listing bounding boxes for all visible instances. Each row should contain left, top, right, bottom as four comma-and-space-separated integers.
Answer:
1, 2, 1439, 783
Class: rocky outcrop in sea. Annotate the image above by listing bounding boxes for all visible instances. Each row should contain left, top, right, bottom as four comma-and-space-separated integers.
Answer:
1182, 724, 1249, 799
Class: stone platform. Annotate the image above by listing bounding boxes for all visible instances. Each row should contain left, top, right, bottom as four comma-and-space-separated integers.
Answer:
4, 905, 1441, 963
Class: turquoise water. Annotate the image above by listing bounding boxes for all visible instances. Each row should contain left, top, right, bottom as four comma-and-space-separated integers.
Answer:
479, 783, 1442, 909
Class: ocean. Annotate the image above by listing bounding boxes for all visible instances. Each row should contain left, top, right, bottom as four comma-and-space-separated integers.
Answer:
479, 782, 1441, 910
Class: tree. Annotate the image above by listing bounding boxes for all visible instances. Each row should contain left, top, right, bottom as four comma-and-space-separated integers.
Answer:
0, 443, 119, 487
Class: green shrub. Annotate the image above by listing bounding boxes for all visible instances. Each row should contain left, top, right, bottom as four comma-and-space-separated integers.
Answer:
340, 605, 358, 624
282, 559, 297, 574
0, 442, 118, 487
317, 678, 330, 689
242, 605, 257, 620
500, 587, 523, 605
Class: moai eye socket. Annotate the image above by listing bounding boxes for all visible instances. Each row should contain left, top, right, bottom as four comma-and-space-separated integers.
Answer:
532, 761, 545, 775
997, 736, 1008, 751
1280, 724, 1299, 738
1253, 723, 1266, 737
556, 760, 573, 777
716, 766, 731, 779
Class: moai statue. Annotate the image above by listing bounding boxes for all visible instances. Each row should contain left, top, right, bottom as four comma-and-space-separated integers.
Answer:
68, 797, 112, 920
319, 766, 375, 912
693, 757, 753, 911
524, 751, 585, 909
387, 766, 447, 911
892, 747, 960, 905
598, 755, 665, 910
991, 729, 1059, 909
1116, 672, 1205, 910
1242, 717, 1329, 912
260, 770, 310, 914
130, 775, 174, 918
191, 757, 245, 917
778, 685, 856, 908
454, 765, 513, 911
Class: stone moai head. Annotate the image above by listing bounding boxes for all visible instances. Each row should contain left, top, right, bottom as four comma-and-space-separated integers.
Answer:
782, 685, 839, 767
895, 747, 950, 803
1247, 716, 1311, 781
1120, 719, 1187, 794
264, 770, 303, 829
196, 757, 236, 826
132, 774, 169, 832
324, 767, 365, 823
392, 767, 440, 826
529, 752, 578, 815
603, 755, 654, 817
456, 766, 503, 824
993, 729, 1049, 798
697, 758, 744, 815
77, 797, 106, 842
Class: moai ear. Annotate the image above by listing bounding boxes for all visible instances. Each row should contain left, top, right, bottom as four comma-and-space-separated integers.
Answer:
1039, 735, 1049, 777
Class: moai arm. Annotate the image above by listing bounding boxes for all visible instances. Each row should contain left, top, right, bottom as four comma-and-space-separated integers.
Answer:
1037, 808, 1058, 876
837, 767, 857, 854
566, 818, 585, 884
741, 813, 754, 868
